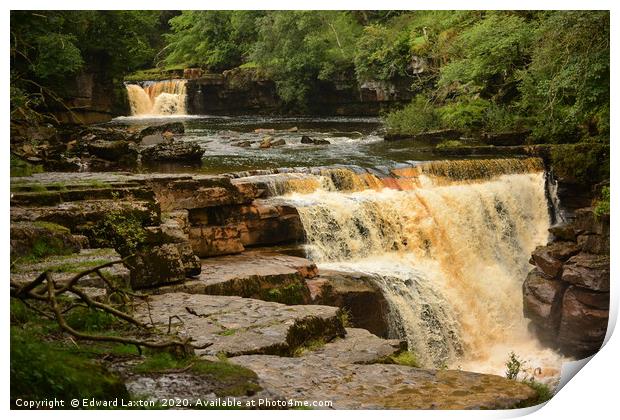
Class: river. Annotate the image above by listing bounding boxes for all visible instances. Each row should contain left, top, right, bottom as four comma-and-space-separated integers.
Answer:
114, 81, 567, 384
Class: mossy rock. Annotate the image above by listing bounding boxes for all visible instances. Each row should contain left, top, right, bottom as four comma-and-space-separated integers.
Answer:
10, 221, 82, 262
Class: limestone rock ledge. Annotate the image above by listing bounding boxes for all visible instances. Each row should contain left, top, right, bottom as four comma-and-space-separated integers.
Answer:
230, 354, 537, 409
133, 293, 346, 357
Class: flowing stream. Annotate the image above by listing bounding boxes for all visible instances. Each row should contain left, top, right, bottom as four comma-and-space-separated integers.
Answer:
109, 110, 566, 382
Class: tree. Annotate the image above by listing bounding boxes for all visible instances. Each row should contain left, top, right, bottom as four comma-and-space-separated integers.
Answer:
10, 11, 161, 124
163, 11, 263, 70
519, 11, 610, 142
251, 11, 361, 106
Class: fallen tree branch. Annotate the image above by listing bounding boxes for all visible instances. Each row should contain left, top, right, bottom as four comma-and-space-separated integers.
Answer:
11, 259, 211, 356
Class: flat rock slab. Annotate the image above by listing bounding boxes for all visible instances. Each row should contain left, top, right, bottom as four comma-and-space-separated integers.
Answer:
298, 328, 402, 364
133, 293, 344, 357
153, 251, 317, 299
10, 248, 129, 289
230, 354, 537, 409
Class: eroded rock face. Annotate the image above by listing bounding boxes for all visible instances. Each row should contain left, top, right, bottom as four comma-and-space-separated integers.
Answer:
188, 202, 304, 257
523, 207, 609, 358
557, 287, 609, 359
522, 269, 567, 344
562, 254, 610, 292
129, 243, 200, 289
530, 241, 580, 279
308, 270, 392, 338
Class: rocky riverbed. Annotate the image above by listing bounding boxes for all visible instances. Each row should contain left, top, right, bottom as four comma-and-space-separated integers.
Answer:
10, 162, 553, 409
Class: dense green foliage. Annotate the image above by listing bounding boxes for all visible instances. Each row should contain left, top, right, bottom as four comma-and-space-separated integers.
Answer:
10, 11, 167, 124
594, 186, 610, 217
10, 299, 129, 407
160, 10, 609, 142
164, 11, 263, 71
251, 11, 361, 106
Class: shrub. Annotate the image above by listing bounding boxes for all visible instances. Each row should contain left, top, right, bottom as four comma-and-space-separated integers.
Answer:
505, 351, 525, 380
438, 98, 490, 131
594, 186, 610, 217
550, 143, 610, 185
384, 95, 440, 135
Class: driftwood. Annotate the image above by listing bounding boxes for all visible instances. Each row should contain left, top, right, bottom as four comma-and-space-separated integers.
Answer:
10, 257, 211, 356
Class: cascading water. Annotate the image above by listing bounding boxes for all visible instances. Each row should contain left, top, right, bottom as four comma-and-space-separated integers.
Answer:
125, 79, 187, 116
268, 158, 566, 379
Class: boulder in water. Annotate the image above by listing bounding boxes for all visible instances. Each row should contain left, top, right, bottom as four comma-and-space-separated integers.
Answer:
140, 140, 204, 163
259, 136, 273, 149
301, 135, 330, 145
258, 136, 285, 148
87, 139, 137, 162
138, 122, 185, 139
232, 140, 254, 148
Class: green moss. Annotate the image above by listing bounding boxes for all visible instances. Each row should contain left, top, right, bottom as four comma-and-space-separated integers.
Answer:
133, 352, 261, 397
45, 259, 115, 273
65, 307, 121, 333
33, 221, 70, 233
10, 326, 129, 406
292, 338, 326, 356
10, 155, 44, 177
217, 329, 237, 336
262, 281, 308, 305
29, 237, 72, 261
377, 350, 420, 368
436, 140, 464, 149
124, 66, 186, 82
594, 186, 610, 217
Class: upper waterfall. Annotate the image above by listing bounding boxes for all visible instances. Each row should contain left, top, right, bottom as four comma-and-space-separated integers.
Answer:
125, 79, 187, 116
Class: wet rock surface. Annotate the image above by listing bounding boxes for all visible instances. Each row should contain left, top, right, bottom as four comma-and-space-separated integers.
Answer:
10, 248, 129, 291
230, 354, 537, 409
133, 293, 345, 357
140, 139, 205, 163
154, 251, 316, 304
523, 207, 609, 358
308, 270, 392, 338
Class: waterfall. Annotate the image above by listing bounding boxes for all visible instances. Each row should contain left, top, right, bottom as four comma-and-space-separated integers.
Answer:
125, 79, 187, 116
270, 158, 564, 376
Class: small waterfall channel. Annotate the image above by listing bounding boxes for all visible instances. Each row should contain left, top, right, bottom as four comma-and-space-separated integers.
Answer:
125, 79, 187, 116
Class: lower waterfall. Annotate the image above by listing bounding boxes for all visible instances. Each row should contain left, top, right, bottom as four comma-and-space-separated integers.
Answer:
125, 79, 187, 116
273, 159, 565, 378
